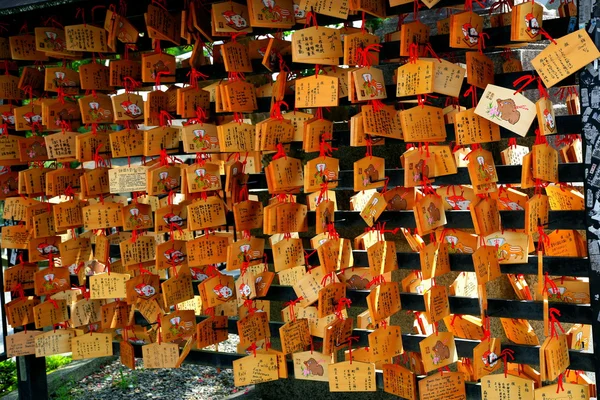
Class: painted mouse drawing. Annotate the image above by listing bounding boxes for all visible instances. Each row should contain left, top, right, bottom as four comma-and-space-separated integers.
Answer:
495, 99, 521, 124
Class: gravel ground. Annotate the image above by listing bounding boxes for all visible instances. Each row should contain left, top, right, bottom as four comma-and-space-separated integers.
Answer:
57, 335, 249, 400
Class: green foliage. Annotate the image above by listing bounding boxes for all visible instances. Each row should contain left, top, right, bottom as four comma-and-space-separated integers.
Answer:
46, 355, 72, 372
52, 379, 76, 400
0, 355, 72, 396
114, 368, 137, 390
0, 359, 17, 397
365, 17, 384, 33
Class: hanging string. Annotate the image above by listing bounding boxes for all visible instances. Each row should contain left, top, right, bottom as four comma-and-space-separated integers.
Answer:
548, 307, 565, 339
512, 74, 536, 94
463, 85, 478, 109
477, 32, 489, 54
500, 349, 514, 378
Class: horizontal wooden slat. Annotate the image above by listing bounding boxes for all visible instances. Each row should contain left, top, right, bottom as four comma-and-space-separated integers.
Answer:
263, 285, 593, 323
124, 314, 596, 372
239, 164, 585, 191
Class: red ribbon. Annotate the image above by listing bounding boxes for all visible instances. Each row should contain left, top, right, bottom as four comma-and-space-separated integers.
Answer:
513, 74, 536, 94
500, 349, 514, 377
335, 298, 352, 320
548, 307, 565, 339
284, 297, 304, 322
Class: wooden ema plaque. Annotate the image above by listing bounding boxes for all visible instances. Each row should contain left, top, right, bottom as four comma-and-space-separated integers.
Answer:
0, 1, 595, 395
233, 353, 279, 386
418, 371, 466, 400
383, 364, 417, 400
328, 361, 376, 392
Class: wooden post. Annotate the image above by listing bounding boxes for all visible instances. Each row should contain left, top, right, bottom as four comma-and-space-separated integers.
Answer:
16, 353, 48, 400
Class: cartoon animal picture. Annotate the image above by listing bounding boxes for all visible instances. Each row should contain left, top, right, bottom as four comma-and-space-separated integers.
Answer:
134, 283, 156, 298
53, 108, 75, 127
431, 340, 450, 365
476, 156, 495, 182
44, 31, 66, 52
120, 100, 142, 119
42, 273, 58, 291
54, 71, 76, 88
193, 168, 219, 190
388, 193, 408, 210
213, 283, 233, 301
498, 197, 524, 210
1, 177, 17, 195
261, 0, 293, 22
293, 3, 306, 18
482, 350, 499, 368
321, 208, 332, 226
445, 194, 470, 210
128, 207, 149, 227
489, 99, 521, 125
23, 112, 42, 127
525, 13, 540, 37
549, 286, 590, 304
444, 235, 474, 254
543, 109, 555, 131
239, 283, 252, 299
363, 164, 379, 186
346, 274, 369, 290
163, 212, 184, 227
192, 129, 218, 150
314, 163, 336, 183
190, 267, 208, 282
303, 358, 324, 377
255, 276, 266, 293
361, 73, 384, 98
37, 243, 59, 256
27, 141, 48, 159
88, 101, 111, 122
164, 248, 186, 265
168, 316, 184, 335
412, 159, 429, 183
222, 10, 248, 30
461, 23, 479, 46
425, 202, 441, 225
151, 60, 170, 80
1, 111, 15, 125
486, 237, 525, 261
157, 171, 178, 192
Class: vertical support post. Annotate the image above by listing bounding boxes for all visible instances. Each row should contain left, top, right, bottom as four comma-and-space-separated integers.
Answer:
8, 247, 48, 399
16, 353, 48, 400
581, 5, 600, 384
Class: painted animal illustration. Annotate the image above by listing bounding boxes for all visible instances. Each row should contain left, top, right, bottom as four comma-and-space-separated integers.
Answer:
491, 242, 525, 261
445, 194, 470, 210
303, 358, 324, 376
461, 23, 479, 46
361, 73, 384, 97
346, 274, 369, 290
496, 99, 521, 124
363, 164, 379, 184
151, 60, 170, 80
388, 194, 407, 210
261, 0, 293, 22
426, 202, 441, 224
431, 340, 450, 365
413, 159, 429, 183
222, 10, 248, 30
525, 13, 540, 36
444, 235, 474, 254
